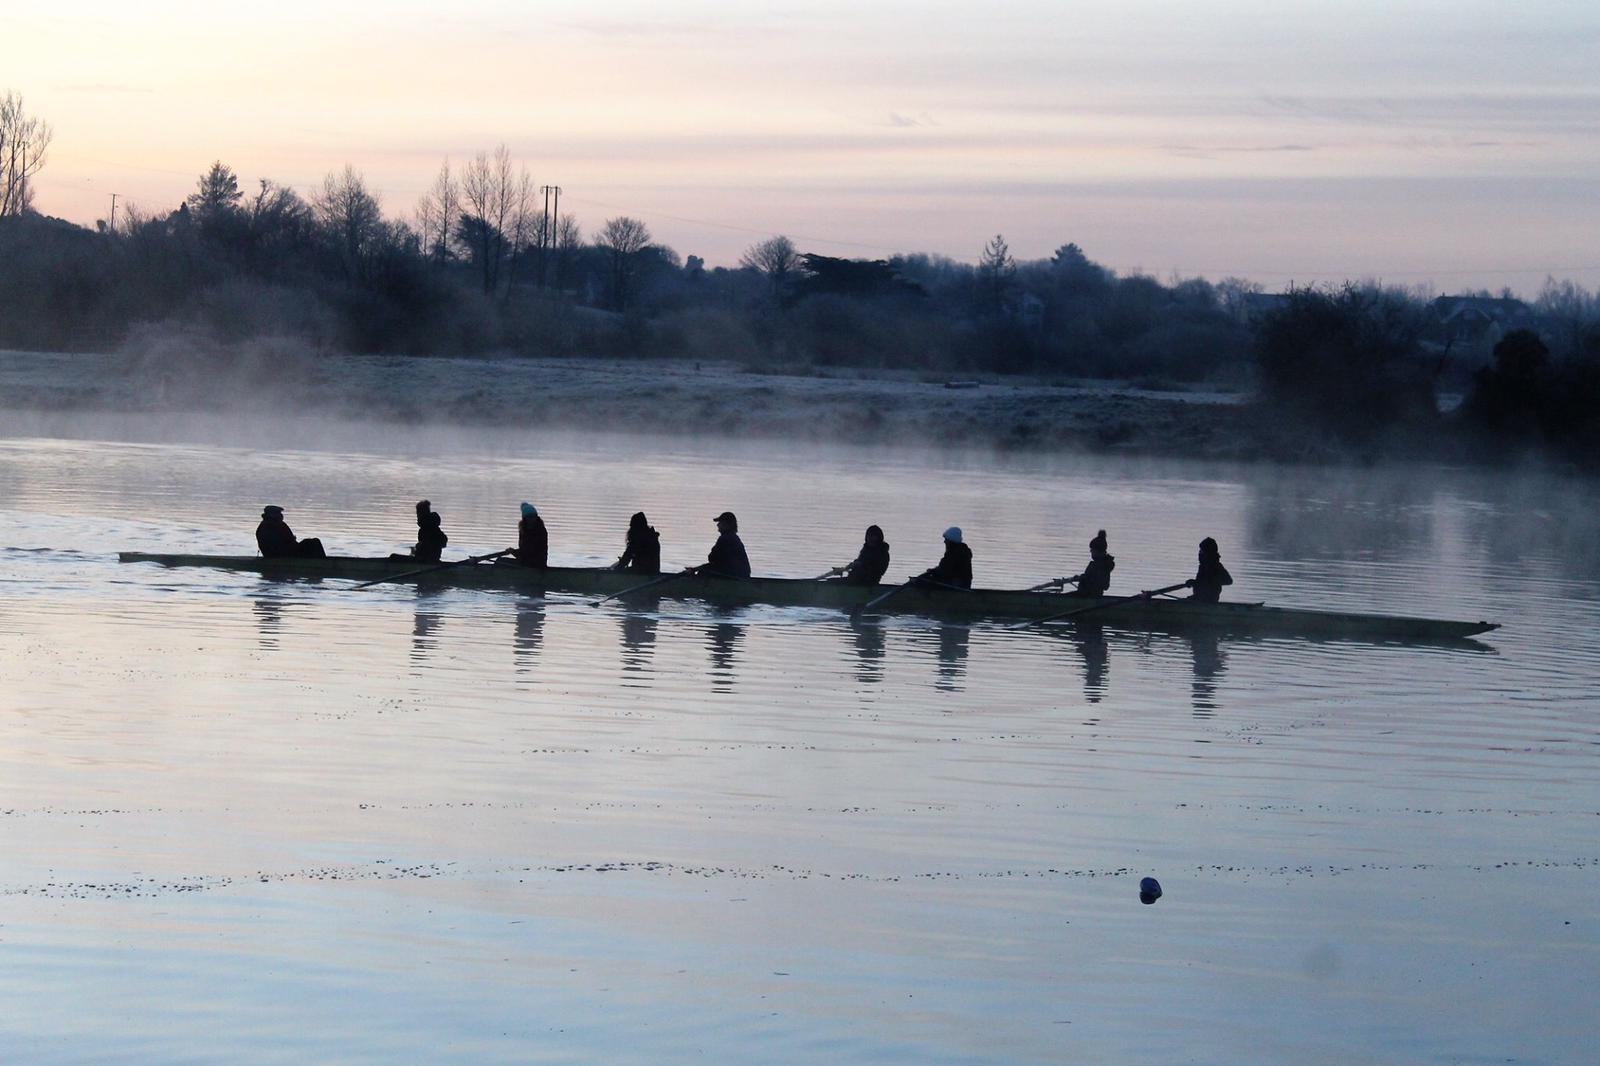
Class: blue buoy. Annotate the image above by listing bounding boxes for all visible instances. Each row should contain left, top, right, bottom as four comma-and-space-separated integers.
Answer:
1139, 876, 1162, 904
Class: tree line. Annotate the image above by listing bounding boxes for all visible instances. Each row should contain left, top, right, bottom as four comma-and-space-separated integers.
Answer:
2, 90, 1598, 466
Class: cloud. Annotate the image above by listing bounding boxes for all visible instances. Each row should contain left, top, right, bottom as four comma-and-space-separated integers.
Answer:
1162, 143, 1315, 159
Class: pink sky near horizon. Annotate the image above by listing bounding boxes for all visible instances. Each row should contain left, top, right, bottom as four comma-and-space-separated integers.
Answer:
12, 0, 1600, 295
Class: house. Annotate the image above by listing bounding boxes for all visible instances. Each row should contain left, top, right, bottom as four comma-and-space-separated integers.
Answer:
1429, 295, 1537, 345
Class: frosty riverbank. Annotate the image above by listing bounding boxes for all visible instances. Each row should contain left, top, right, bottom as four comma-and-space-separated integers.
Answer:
0, 345, 1290, 459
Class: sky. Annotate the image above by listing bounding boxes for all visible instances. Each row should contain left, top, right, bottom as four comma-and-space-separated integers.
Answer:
11, 0, 1600, 294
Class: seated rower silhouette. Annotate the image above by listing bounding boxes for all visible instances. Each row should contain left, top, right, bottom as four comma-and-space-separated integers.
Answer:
613, 511, 661, 574
391, 499, 448, 562
695, 511, 751, 578
839, 524, 891, 585
917, 526, 972, 589
255, 505, 326, 559
1186, 536, 1234, 602
1066, 529, 1114, 597
513, 501, 547, 568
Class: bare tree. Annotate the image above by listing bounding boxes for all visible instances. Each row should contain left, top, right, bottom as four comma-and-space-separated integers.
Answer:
312, 165, 384, 279
414, 159, 460, 268
0, 91, 53, 217
246, 178, 313, 268
739, 235, 799, 296
553, 215, 582, 291
459, 144, 533, 296
596, 216, 651, 311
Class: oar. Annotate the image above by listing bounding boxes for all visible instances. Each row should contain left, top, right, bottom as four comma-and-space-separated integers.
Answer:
1006, 581, 1190, 630
914, 576, 975, 595
590, 568, 692, 607
852, 574, 968, 615
1023, 576, 1077, 592
813, 566, 847, 580
351, 548, 513, 590
854, 577, 918, 615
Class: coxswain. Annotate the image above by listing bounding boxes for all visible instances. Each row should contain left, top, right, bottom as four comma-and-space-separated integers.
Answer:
917, 526, 972, 589
255, 505, 326, 558
839, 524, 891, 585
697, 511, 751, 578
1186, 536, 1233, 602
613, 511, 661, 574
1067, 529, 1115, 597
514, 501, 548, 568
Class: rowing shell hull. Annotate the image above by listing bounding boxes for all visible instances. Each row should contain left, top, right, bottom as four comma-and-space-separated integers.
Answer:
116, 553, 1499, 642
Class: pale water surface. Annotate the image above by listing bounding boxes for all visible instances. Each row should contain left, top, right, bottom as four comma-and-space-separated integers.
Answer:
1, 415, 1597, 1064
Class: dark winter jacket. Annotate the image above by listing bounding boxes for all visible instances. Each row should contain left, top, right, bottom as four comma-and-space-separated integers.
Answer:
1074, 553, 1115, 597
1191, 556, 1233, 603
415, 515, 448, 563
256, 517, 299, 558
920, 541, 973, 588
843, 539, 891, 585
701, 532, 751, 579
517, 515, 548, 568
617, 523, 662, 574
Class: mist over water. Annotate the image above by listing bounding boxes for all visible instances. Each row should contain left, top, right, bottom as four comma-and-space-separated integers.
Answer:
2, 414, 1597, 1063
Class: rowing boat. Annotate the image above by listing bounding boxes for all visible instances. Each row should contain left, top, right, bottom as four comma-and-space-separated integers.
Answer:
116, 553, 1499, 642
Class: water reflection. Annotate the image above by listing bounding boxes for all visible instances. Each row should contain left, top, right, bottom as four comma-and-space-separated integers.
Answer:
252, 594, 286, 650
410, 590, 445, 665
706, 611, 744, 693
934, 622, 969, 693
1187, 632, 1227, 718
847, 615, 886, 685
513, 597, 545, 672
618, 608, 658, 683
1074, 622, 1110, 703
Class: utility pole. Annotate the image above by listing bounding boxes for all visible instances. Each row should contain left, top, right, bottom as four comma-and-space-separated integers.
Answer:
539, 184, 561, 289
539, 184, 562, 289
108, 192, 118, 234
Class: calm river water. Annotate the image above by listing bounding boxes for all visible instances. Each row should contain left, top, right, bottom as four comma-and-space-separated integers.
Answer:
1, 413, 1597, 1064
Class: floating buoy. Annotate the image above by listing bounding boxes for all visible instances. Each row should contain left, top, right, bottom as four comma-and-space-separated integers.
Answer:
1139, 877, 1162, 904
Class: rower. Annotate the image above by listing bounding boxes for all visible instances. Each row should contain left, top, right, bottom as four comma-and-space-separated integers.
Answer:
839, 524, 890, 585
1066, 529, 1115, 597
392, 499, 449, 562
917, 526, 972, 589
613, 511, 661, 574
514, 501, 548, 568
255, 505, 326, 559
696, 510, 751, 579
1186, 536, 1233, 602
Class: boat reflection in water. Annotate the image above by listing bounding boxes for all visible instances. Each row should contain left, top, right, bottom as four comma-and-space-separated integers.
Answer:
513, 597, 544, 673
934, 621, 970, 693
1188, 632, 1228, 717
706, 610, 744, 693
847, 614, 886, 685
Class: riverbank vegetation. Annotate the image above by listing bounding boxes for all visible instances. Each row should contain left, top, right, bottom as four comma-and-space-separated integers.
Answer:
2, 93, 1597, 467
